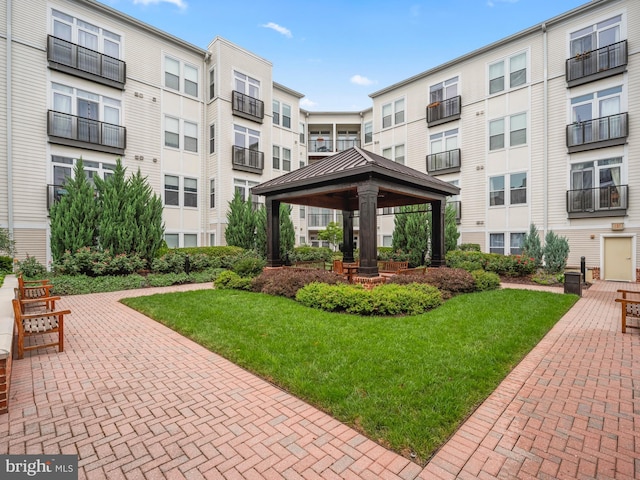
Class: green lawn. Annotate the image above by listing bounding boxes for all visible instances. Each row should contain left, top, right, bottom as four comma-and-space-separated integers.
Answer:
122, 288, 577, 464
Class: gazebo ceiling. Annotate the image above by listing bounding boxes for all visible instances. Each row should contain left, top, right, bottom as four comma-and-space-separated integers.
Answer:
251, 146, 460, 211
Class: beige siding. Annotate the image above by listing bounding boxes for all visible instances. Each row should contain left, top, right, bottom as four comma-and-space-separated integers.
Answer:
13, 228, 47, 264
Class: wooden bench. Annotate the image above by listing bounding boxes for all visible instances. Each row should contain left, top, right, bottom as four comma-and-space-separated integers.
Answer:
615, 289, 640, 333
11, 298, 70, 360
397, 267, 427, 275
292, 260, 329, 271
0, 317, 13, 414
378, 261, 409, 274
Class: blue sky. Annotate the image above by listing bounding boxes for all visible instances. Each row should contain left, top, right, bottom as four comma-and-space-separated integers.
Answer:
104, 0, 589, 111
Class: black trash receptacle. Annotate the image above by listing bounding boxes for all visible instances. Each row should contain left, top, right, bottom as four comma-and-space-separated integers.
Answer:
564, 271, 582, 296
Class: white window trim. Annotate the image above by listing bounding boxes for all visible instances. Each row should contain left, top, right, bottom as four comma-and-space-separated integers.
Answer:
381, 97, 405, 129
164, 116, 200, 153
487, 49, 529, 96
164, 55, 200, 98
488, 112, 528, 151
51, 8, 124, 59
488, 172, 528, 208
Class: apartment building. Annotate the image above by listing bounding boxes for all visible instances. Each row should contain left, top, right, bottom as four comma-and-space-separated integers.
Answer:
0, 0, 637, 281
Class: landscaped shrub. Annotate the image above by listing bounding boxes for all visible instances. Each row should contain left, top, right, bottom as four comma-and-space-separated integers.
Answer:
214, 270, 252, 290
155, 246, 244, 263
16, 255, 47, 278
230, 254, 266, 277
543, 231, 570, 274
251, 268, 346, 299
296, 282, 442, 316
387, 267, 476, 297
447, 250, 536, 277
446, 250, 485, 272
50, 274, 147, 295
151, 250, 217, 274
532, 271, 563, 285
459, 243, 481, 252
377, 249, 411, 263
472, 270, 501, 291
53, 247, 146, 276
522, 224, 543, 268
0, 256, 13, 273
146, 272, 190, 287
290, 246, 334, 263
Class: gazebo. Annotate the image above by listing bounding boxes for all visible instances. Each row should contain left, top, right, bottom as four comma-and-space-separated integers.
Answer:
251, 147, 460, 277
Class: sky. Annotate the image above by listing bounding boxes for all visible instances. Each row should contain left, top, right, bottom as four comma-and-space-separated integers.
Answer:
103, 0, 590, 111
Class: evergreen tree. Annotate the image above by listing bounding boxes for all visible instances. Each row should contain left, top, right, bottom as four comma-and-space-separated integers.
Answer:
94, 159, 130, 254
225, 191, 256, 250
522, 223, 543, 268
444, 203, 460, 253
255, 206, 267, 258
279, 203, 295, 259
404, 204, 430, 267
49, 158, 99, 261
543, 230, 570, 274
392, 206, 409, 251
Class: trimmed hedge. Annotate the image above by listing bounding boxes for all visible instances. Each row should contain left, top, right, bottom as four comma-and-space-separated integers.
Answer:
290, 246, 334, 263
296, 282, 443, 316
446, 250, 536, 277
251, 268, 346, 299
471, 270, 501, 291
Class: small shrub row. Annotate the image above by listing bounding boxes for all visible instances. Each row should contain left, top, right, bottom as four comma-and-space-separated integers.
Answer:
156, 245, 244, 260
386, 267, 477, 298
471, 270, 501, 291
0, 256, 13, 273
214, 270, 252, 290
296, 282, 443, 316
53, 247, 146, 276
289, 246, 334, 263
250, 268, 346, 299
446, 250, 536, 277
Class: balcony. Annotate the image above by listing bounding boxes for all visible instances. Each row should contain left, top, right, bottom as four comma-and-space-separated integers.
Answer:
47, 184, 67, 210
427, 148, 461, 175
566, 112, 628, 153
447, 200, 461, 225
336, 139, 360, 152
426, 96, 461, 127
232, 91, 264, 123
48, 110, 126, 155
310, 139, 334, 153
566, 40, 627, 88
308, 213, 333, 228
47, 35, 126, 90
566, 184, 628, 218
232, 145, 264, 174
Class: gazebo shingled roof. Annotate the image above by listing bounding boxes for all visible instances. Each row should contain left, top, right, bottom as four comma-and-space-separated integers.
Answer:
252, 147, 460, 276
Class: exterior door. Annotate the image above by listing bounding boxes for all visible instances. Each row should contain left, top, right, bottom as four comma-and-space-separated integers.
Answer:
603, 236, 633, 281
77, 98, 99, 143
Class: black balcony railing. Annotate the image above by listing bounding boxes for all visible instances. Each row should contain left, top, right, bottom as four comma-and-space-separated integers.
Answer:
232, 91, 264, 123
427, 95, 461, 127
427, 148, 461, 174
336, 139, 360, 152
308, 213, 333, 228
232, 145, 264, 173
566, 112, 628, 152
48, 110, 126, 155
47, 35, 126, 89
566, 40, 627, 87
566, 184, 628, 217
47, 184, 67, 210
447, 200, 461, 224
310, 139, 333, 152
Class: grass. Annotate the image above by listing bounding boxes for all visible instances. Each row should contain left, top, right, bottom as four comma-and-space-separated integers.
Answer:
121, 287, 577, 464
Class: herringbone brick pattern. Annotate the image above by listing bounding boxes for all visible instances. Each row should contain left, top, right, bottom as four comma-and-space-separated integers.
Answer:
0, 280, 638, 479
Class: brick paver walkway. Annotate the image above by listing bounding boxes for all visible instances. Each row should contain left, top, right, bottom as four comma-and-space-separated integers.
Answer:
0, 278, 638, 479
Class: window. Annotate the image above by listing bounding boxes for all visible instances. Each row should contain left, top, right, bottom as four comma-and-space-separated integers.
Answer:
489, 233, 505, 254
210, 179, 215, 208
283, 104, 291, 128
272, 100, 280, 125
234, 125, 260, 150
490, 113, 527, 150
234, 71, 260, 98
299, 236, 306, 245
430, 129, 458, 155
489, 119, 504, 150
52, 9, 122, 59
394, 145, 405, 165
165, 233, 179, 248
234, 179, 261, 210
489, 52, 527, 94
164, 175, 179, 206
510, 172, 527, 205
382, 99, 405, 128
429, 76, 459, 103
299, 122, 305, 144
165, 56, 199, 97
184, 234, 197, 248
570, 15, 621, 56
570, 86, 622, 144
382, 236, 393, 247
164, 117, 180, 148
210, 233, 216, 246
184, 178, 197, 207
300, 206, 305, 219
489, 176, 505, 206
273, 145, 280, 169
282, 148, 291, 171
51, 156, 114, 192
208, 68, 215, 100
382, 147, 392, 159
364, 122, 373, 144
184, 121, 198, 153
510, 113, 527, 146
184, 65, 198, 97
510, 233, 525, 255
209, 124, 215, 154
382, 207, 395, 215
570, 157, 623, 210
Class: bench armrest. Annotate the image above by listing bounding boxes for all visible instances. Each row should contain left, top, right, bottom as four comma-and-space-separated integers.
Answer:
18, 309, 71, 320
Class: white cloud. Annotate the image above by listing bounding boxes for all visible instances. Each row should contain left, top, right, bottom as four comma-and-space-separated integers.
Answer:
133, 0, 187, 9
261, 22, 292, 38
300, 98, 318, 109
350, 75, 374, 86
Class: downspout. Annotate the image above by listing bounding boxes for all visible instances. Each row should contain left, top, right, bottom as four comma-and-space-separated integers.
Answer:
542, 22, 548, 238
6, 0, 13, 242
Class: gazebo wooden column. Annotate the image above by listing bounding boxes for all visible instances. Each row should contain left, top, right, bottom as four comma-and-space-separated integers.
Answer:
431, 200, 445, 267
266, 197, 282, 267
341, 210, 355, 264
357, 183, 379, 277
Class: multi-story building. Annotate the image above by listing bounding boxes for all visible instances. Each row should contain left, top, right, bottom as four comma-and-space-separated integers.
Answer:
0, 0, 637, 281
